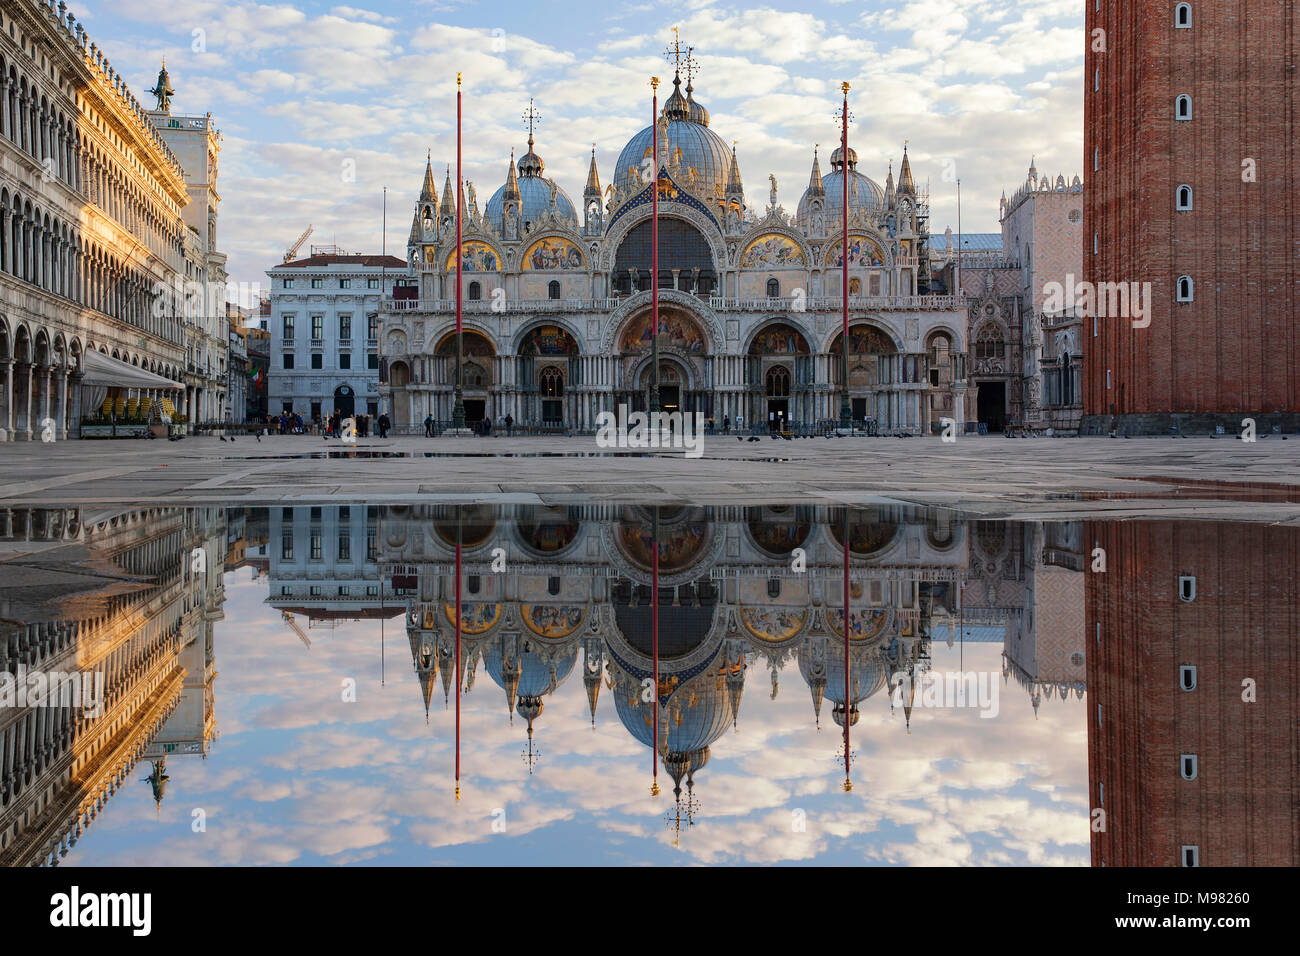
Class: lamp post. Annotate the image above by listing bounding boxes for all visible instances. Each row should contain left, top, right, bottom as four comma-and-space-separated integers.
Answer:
649, 76, 661, 415
838, 81, 852, 432
453, 72, 467, 432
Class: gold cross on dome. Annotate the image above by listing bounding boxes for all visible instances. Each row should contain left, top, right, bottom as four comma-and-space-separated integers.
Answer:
522, 98, 541, 144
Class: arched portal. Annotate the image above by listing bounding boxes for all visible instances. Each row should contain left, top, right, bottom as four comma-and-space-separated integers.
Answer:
748, 322, 811, 430
435, 330, 496, 426
517, 324, 579, 426
615, 305, 711, 416
829, 322, 899, 430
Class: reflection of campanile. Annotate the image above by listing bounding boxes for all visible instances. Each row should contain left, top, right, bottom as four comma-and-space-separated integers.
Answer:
1086, 521, 1299, 866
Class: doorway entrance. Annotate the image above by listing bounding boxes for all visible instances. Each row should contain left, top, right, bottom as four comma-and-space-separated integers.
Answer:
464, 399, 486, 424
977, 381, 1006, 432
333, 384, 355, 418
765, 365, 790, 431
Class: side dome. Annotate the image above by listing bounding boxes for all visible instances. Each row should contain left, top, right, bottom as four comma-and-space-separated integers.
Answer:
799, 146, 885, 222
484, 130, 578, 229
485, 176, 577, 227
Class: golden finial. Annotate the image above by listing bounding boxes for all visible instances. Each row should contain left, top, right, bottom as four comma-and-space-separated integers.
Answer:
455, 784, 461, 800
843, 777, 853, 792
651, 76, 659, 90
841, 81, 850, 94
651, 782, 660, 796
457, 72, 462, 87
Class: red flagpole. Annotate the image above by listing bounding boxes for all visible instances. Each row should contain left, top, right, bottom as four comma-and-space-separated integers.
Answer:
840, 81, 851, 431
650, 76, 661, 415
456, 74, 463, 343
453, 72, 465, 431
652, 78, 659, 340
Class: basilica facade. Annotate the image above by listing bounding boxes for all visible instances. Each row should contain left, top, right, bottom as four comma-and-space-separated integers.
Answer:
378, 69, 968, 434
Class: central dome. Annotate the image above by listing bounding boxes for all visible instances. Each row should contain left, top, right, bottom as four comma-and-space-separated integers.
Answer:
613, 74, 733, 208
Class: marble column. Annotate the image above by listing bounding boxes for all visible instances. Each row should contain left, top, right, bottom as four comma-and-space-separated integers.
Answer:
0, 359, 11, 441
21, 363, 35, 440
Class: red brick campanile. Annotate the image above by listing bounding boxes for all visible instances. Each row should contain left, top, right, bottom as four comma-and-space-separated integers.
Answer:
1082, 2, 1299, 434
1085, 521, 1299, 866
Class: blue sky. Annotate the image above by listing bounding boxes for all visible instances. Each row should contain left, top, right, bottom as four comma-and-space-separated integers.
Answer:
72, 0, 1084, 295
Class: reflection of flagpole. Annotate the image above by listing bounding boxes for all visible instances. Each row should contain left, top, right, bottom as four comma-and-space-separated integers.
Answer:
651, 506, 661, 796
842, 510, 852, 791
455, 509, 463, 800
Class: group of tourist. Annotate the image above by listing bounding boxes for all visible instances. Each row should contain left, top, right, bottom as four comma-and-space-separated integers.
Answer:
265, 411, 391, 438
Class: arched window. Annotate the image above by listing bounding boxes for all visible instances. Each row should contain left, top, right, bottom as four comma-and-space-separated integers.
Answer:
1175, 94, 1192, 120
613, 218, 715, 295
1176, 275, 1194, 302
1176, 185, 1193, 210
1175, 3, 1192, 28
547, 279, 561, 299
765, 364, 790, 397
976, 324, 1005, 360
540, 365, 564, 397
766, 277, 779, 297
460, 361, 483, 387
468, 281, 481, 301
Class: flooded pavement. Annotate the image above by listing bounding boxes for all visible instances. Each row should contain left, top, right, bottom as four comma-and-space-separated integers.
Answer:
0, 503, 1292, 866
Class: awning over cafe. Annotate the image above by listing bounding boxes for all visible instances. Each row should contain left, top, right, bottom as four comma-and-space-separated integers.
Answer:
79, 349, 183, 390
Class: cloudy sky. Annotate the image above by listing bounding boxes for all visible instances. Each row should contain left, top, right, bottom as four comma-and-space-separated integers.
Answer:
73, 0, 1084, 296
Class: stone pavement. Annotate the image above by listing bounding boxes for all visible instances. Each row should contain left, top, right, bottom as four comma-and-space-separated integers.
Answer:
0, 433, 1296, 522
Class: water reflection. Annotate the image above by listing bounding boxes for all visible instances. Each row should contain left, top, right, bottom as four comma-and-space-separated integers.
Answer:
0, 504, 1292, 866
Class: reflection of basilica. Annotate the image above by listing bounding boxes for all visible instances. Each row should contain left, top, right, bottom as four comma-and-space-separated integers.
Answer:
378, 504, 1088, 811
0, 506, 226, 866
380, 39, 968, 434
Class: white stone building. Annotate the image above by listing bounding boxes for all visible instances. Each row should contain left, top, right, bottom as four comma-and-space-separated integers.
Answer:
0, 1, 198, 438
265, 252, 405, 423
